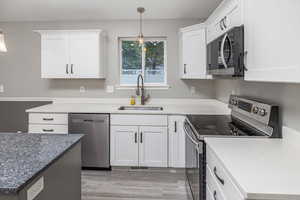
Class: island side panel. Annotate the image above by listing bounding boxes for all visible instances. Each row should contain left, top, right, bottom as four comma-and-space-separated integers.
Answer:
17, 142, 82, 200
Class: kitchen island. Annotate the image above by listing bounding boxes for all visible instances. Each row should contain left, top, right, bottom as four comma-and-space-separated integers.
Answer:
0, 133, 83, 200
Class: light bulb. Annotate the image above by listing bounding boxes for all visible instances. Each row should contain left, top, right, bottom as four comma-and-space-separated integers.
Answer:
0, 32, 7, 52
138, 35, 144, 45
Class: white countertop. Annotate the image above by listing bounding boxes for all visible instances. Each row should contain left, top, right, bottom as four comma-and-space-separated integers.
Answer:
205, 127, 300, 200
26, 99, 231, 115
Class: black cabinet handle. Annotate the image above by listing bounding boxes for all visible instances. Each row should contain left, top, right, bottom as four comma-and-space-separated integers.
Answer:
43, 129, 54, 132
43, 118, 54, 121
213, 190, 217, 200
214, 167, 225, 185
71, 64, 74, 74
174, 121, 177, 133
222, 16, 227, 29
66, 64, 69, 74
83, 119, 94, 122
140, 132, 143, 143
220, 20, 224, 31
184, 64, 187, 74
134, 132, 137, 143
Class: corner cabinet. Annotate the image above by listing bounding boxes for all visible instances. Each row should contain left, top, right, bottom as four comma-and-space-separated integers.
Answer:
179, 24, 212, 80
35, 30, 106, 79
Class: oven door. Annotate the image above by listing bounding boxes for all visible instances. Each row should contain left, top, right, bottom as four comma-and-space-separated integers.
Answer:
184, 121, 205, 200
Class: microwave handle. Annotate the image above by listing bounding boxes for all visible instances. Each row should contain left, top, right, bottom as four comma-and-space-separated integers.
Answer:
220, 34, 229, 68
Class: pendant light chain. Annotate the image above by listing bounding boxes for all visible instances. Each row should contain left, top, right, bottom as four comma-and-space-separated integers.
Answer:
137, 7, 145, 45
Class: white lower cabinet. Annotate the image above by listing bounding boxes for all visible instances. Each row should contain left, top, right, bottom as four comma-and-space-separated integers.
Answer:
110, 114, 169, 168
29, 124, 68, 134
28, 113, 68, 134
168, 115, 186, 168
110, 125, 168, 167
110, 126, 139, 166
139, 126, 168, 167
207, 146, 244, 200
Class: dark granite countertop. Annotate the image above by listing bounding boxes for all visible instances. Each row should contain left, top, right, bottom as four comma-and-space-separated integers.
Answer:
0, 133, 83, 195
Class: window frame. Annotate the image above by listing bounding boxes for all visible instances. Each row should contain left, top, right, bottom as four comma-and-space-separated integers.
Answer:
119, 37, 168, 87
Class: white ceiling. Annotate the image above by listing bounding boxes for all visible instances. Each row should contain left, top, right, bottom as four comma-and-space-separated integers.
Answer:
0, 0, 222, 22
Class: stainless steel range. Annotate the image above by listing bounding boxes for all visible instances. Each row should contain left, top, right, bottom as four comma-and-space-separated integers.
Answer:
184, 95, 281, 200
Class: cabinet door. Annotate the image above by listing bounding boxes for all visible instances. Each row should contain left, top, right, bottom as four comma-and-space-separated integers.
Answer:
168, 116, 186, 168
139, 126, 168, 167
206, 0, 242, 43
244, 0, 300, 83
181, 29, 210, 79
69, 32, 100, 78
41, 33, 70, 78
110, 126, 139, 166
223, 1, 242, 32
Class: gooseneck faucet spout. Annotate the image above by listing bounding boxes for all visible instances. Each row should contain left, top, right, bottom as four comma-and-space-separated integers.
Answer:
136, 74, 150, 105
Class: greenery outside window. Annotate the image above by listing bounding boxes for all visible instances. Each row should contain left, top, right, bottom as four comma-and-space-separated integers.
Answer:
119, 37, 167, 86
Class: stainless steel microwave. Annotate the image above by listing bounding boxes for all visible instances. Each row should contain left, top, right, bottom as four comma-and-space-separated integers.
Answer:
207, 26, 244, 76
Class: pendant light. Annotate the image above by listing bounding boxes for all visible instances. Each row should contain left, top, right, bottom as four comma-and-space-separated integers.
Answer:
137, 7, 145, 46
0, 30, 7, 52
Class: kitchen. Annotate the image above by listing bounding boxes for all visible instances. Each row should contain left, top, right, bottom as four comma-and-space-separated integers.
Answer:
1, 0, 300, 200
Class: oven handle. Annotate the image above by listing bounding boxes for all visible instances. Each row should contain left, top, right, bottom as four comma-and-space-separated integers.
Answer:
220, 33, 229, 69
184, 123, 199, 151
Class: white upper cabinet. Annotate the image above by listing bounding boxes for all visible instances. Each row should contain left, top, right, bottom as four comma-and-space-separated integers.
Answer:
40, 33, 70, 78
179, 24, 212, 79
37, 30, 106, 79
243, 0, 300, 83
206, 0, 243, 44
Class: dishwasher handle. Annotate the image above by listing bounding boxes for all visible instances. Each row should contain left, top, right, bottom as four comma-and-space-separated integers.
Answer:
71, 118, 106, 123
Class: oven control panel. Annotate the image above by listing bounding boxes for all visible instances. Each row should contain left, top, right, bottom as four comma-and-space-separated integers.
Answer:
228, 95, 281, 138
229, 95, 273, 122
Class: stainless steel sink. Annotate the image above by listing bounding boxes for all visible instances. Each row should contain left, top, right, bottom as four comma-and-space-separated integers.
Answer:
118, 106, 163, 111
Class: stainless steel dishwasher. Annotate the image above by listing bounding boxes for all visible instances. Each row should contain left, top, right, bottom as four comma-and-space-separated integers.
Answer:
69, 114, 110, 169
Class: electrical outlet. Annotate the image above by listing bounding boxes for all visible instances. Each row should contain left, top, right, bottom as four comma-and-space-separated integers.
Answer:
0, 84, 4, 93
190, 86, 196, 95
79, 86, 86, 93
106, 85, 114, 93
27, 177, 44, 200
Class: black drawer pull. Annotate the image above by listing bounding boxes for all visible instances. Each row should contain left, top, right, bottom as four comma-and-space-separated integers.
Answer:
43, 118, 54, 121
214, 167, 225, 185
43, 129, 54, 132
213, 190, 217, 200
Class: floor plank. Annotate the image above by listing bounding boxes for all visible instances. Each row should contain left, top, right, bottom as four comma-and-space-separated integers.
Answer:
82, 168, 192, 200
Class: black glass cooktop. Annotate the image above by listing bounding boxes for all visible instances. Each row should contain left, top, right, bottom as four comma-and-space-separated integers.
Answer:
186, 115, 233, 138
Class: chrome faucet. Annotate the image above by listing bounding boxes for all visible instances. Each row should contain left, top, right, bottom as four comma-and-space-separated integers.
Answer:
136, 74, 150, 105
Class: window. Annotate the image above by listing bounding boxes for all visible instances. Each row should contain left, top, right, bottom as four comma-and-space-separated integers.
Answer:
119, 38, 167, 86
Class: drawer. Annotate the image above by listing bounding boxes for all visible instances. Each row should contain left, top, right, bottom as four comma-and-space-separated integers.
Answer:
206, 166, 226, 200
207, 146, 244, 200
29, 124, 68, 134
29, 113, 68, 125
111, 114, 168, 126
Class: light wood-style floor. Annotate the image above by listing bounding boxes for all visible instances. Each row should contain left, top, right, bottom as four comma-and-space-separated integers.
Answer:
82, 168, 192, 200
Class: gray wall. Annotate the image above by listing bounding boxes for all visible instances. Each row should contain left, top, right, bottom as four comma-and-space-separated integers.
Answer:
215, 79, 300, 132
0, 19, 215, 98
